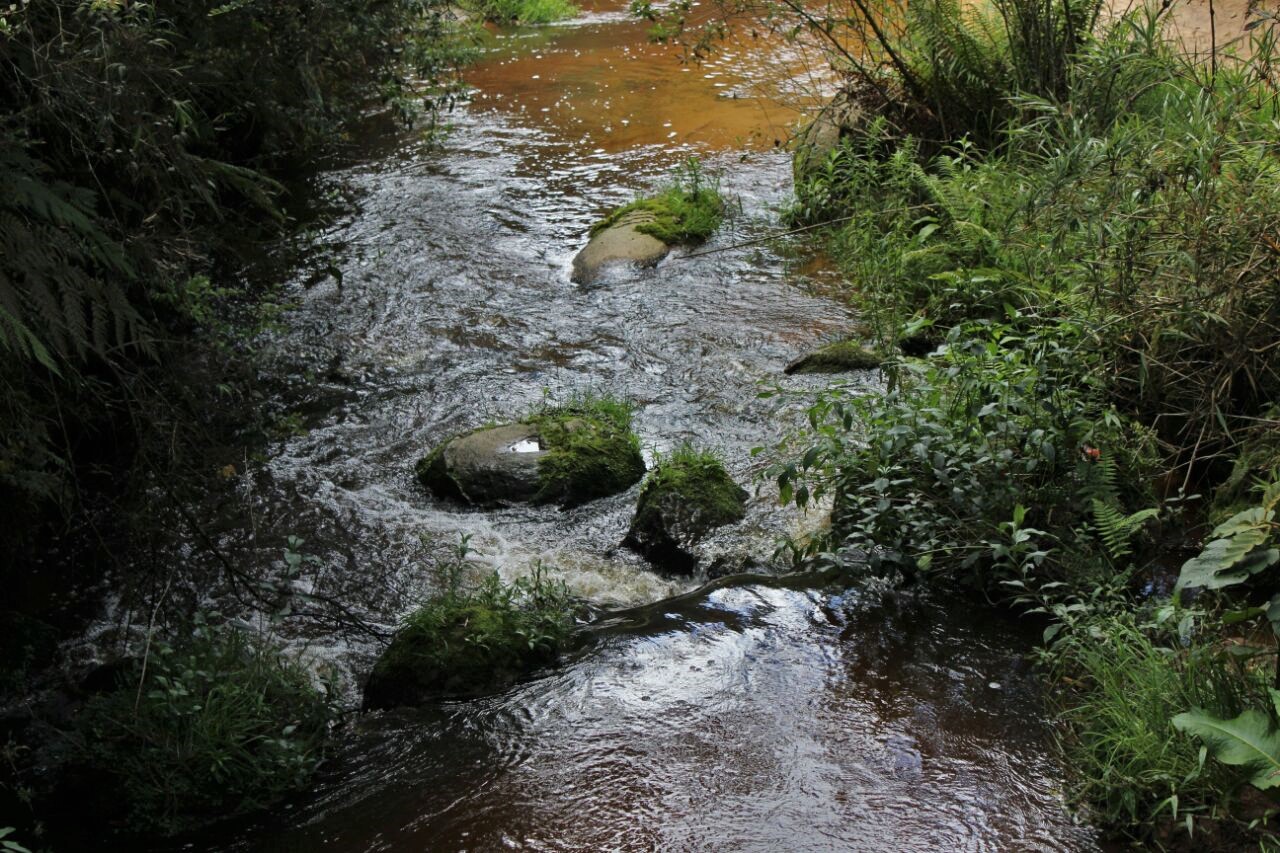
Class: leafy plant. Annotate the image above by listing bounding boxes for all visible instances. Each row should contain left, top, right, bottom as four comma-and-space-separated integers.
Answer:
1052, 613, 1272, 837
72, 618, 335, 836
1173, 703, 1280, 791
771, 319, 1155, 595
0, 828, 31, 853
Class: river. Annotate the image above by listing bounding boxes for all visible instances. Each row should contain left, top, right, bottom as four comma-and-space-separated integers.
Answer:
187, 3, 1103, 850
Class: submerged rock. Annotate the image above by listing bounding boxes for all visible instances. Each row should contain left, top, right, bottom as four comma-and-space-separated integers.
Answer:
571, 209, 670, 284
623, 451, 748, 573
417, 406, 645, 507
785, 340, 882, 374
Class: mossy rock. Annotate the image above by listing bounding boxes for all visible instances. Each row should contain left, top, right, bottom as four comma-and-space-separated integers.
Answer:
363, 595, 570, 709
623, 451, 748, 573
573, 186, 724, 284
785, 340, 882, 374
416, 405, 645, 507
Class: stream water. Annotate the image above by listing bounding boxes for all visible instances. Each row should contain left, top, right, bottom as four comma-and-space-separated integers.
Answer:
169, 4, 1103, 849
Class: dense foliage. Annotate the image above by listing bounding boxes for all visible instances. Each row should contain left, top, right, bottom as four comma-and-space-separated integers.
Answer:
72, 620, 335, 835
0, 0, 467, 561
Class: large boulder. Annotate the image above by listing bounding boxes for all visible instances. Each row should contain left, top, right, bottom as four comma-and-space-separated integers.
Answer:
417, 422, 545, 505
571, 209, 670, 285
785, 339, 882, 374
793, 92, 866, 184
417, 406, 646, 507
623, 451, 748, 573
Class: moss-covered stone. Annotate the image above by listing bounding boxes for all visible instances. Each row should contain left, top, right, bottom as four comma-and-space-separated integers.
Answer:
363, 576, 574, 709
531, 408, 646, 507
785, 339, 882, 374
414, 436, 463, 500
588, 186, 724, 246
623, 448, 747, 573
416, 400, 645, 508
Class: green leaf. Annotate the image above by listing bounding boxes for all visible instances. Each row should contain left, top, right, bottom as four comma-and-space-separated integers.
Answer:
1172, 708, 1280, 789
1176, 529, 1275, 590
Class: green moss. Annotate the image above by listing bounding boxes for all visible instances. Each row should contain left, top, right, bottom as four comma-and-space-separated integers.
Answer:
590, 157, 725, 245
530, 395, 646, 506
786, 339, 883, 374
364, 566, 575, 708
465, 0, 578, 23
633, 445, 747, 535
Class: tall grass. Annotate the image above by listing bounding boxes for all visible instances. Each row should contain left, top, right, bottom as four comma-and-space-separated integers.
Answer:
1052, 615, 1270, 838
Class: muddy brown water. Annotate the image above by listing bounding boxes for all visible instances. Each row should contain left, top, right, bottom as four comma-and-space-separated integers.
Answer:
116, 4, 1105, 850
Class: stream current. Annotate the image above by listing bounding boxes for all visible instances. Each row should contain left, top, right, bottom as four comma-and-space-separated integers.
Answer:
184, 4, 1105, 850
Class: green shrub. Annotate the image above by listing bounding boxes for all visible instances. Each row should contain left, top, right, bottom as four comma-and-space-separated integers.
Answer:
773, 320, 1157, 591
1052, 614, 1273, 840
363, 552, 576, 708
591, 157, 725, 245
72, 621, 334, 836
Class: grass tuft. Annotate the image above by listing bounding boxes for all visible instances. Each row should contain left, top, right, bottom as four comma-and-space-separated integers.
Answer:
590, 157, 726, 245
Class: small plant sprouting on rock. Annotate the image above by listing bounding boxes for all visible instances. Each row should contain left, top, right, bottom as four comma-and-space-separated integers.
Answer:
363, 537, 578, 709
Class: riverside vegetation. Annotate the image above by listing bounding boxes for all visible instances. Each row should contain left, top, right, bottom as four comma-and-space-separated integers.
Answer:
654, 0, 1280, 844
0, 0, 582, 846
6, 0, 1280, 848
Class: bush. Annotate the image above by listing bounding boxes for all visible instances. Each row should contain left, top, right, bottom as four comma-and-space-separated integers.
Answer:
363, 551, 576, 708
1052, 613, 1274, 841
774, 320, 1157, 591
72, 621, 335, 836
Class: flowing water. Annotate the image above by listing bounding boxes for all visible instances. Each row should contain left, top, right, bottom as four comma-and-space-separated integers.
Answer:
166, 4, 1103, 849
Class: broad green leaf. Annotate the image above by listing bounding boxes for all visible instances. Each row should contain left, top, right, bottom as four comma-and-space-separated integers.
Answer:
1176, 529, 1275, 590
1210, 506, 1274, 539
1172, 708, 1280, 789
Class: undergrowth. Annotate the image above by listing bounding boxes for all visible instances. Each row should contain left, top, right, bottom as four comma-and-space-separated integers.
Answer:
753, 0, 1280, 844
71, 618, 335, 836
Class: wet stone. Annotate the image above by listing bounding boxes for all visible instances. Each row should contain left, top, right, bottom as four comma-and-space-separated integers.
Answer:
624, 458, 748, 573
785, 339, 882, 374
417, 423, 547, 505
571, 210, 670, 285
